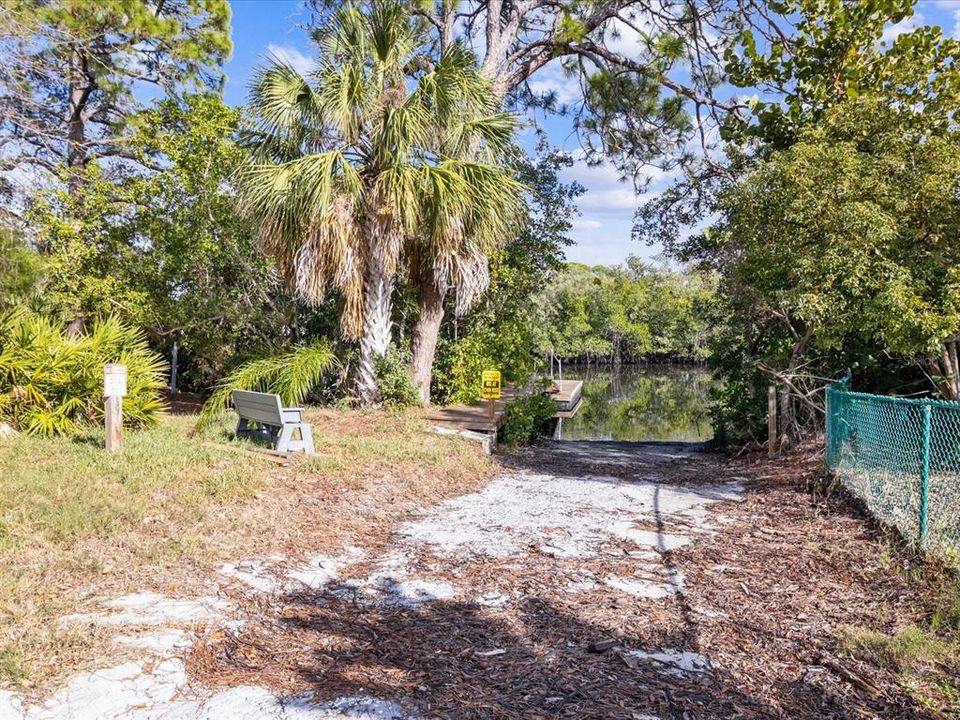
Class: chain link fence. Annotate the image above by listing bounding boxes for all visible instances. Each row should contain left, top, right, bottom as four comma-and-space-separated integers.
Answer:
826, 375, 960, 562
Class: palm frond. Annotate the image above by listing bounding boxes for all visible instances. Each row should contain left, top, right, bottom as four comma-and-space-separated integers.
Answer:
197, 342, 339, 429
240, 0, 527, 349
248, 60, 322, 145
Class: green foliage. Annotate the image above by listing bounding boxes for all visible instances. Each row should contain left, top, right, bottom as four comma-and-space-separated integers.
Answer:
434, 315, 537, 404
0, 0, 231, 176
535, 258, 717, 363
430, 149, 581, 404
0, 311, 167, 436
717, 104, 960, 357
725, 0, 960, 148
374, 347, 421, 408
704, 99, 960, 440
0, 229, 45, 310
499, 392, 555, 447
641, 4, 960, 442
198, 342, 338, 428
29, 94, 302, 389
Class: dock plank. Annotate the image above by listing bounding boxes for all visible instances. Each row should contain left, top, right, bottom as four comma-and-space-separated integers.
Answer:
425, 381, 582, 435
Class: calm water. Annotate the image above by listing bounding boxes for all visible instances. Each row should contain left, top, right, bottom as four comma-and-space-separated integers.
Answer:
555, 365, 714, 442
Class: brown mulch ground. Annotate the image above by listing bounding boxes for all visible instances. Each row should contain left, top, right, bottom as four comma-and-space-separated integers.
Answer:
188, 442, 951, 719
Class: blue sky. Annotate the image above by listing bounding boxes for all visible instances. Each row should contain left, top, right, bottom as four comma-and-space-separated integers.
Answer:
224, 0, 960, 267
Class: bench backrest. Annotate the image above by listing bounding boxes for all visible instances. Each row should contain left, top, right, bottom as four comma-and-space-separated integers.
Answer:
232, 389, 284, 426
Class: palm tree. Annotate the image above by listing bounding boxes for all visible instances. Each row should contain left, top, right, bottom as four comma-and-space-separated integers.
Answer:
238, 1, 525, 404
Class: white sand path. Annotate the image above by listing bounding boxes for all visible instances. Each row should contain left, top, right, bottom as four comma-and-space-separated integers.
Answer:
1, 444, 742, 720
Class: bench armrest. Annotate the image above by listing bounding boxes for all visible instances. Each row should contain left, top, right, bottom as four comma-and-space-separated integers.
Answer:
282, 408, 305, 422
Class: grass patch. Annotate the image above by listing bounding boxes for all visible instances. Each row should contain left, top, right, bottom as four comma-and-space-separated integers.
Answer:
838, 625, 945, 673
0, 416, 268, 690
0, 408, 493, 691
838, 576, 960, 712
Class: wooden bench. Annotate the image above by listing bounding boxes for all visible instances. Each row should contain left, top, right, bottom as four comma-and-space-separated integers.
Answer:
231, 390, 315, 454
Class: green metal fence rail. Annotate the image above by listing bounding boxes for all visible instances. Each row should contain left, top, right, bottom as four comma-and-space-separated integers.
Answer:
826, 374, 960, 561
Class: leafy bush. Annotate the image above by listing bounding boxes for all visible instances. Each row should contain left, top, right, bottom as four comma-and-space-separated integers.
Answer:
708, 379, 767, 447
374, 347, 421, 408
198, 342, 338, 428
0, 310, 167, 436
433, 315, 537, 405
499, 391, 555, 447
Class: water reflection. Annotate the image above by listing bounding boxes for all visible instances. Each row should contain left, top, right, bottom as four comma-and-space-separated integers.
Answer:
556, 365, 713, 442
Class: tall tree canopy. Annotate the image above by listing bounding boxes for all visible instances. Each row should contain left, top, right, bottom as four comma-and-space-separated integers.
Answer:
309, 0, 766, 402
0, 0, 231, 188
240, 1, 526, 403
633, 0, 960, 442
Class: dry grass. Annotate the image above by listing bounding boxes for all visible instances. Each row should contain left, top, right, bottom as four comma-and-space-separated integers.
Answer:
0, 408, 493, 691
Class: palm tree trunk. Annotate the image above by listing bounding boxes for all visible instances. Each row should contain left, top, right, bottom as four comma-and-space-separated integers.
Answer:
410, 271, 446, 404
355, 257, 396, 405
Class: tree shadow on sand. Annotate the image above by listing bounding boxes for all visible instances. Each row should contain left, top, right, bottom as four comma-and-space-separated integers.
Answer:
191, 442, 936, 720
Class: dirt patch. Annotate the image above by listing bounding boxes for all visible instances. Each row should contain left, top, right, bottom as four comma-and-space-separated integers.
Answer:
186, 443, 949, 719
6, 435, 956, 718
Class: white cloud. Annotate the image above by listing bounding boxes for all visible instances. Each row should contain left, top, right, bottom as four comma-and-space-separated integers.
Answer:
556, 150, 682, 265
563, 152, 678, 211
526, 59, 582, 106
603, 15, 654, 58
881, 12, 924, 43
577, 187, 641, 211
266, 43, 316, 75
571, 218, 602, 230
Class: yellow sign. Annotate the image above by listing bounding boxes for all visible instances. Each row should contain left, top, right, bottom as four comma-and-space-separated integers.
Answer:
481, 370, 501, 400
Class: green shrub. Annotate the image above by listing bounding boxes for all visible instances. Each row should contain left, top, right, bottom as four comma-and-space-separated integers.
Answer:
500, 391, 554, 447
0, 310, 167, 435
374, 346, 420, 408
708, 378, 767, 447
432, 315, 537, 405
198, 341, 338, 428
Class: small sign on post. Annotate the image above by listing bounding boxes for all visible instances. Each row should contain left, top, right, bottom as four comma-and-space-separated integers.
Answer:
481, 369, 501, 421
103, 364, 127, 452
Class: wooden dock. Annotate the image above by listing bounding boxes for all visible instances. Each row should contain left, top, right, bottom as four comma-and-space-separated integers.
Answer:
549, 379, 583, 416
423, 386, 517, 433
424, 380, 583, 435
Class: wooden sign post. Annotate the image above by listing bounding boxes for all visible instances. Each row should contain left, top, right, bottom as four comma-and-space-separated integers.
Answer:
481, 369, 502, 422
104, 364, 128, 452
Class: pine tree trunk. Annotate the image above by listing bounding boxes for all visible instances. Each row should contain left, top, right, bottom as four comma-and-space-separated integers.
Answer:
409, 272, 446, 404
66, 48, 90, 187
778, 383, 794, 450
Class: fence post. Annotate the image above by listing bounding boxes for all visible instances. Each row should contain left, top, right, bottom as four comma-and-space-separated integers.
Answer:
825, 383, 833, 468
169, 340, 178, 394
919, 403, 932, 548
768, 385, 777, 458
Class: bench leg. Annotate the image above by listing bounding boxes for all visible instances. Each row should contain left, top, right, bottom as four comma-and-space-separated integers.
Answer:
300, 423, 315, 455
275, 423, 294, 453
